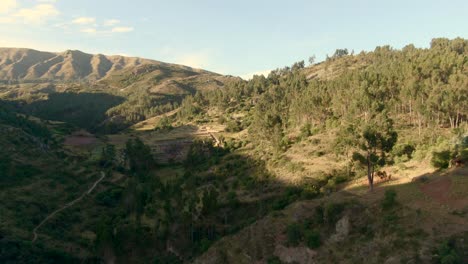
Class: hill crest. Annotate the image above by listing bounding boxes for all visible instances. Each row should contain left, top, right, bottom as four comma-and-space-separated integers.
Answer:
0, 47, 210, 82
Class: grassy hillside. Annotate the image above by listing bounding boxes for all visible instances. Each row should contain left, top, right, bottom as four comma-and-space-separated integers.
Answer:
194, 167, 468, 264
0, 48, 238, 132
0, 38, 467, 263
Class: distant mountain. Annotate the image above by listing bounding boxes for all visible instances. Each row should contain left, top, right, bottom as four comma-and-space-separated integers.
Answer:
0, 48, 209, 82
0, 48, 239, 132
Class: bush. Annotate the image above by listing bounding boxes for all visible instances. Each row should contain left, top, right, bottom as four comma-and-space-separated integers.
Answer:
299, 123, 312, 139
95, 187, 123, 207
381, 189, 397, 210
272, 197, 289, 211
313, 205, 325, 225
225, 120, 242, 132
301, 184, 320, 199
437, 239, 461, 264
431, 150, 452, 169
305, 230, 321, 249
324, 203, 345, 225
154, 116, 173, 131
286, 223, 302, 246
393, 143, 416, 159
267, 256, 284, 264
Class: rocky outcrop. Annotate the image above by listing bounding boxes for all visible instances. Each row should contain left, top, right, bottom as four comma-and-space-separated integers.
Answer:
329, 215, 350, 242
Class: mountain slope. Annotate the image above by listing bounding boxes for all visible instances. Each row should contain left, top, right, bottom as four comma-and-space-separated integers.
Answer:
0, 48, 207, 82
0, 48, 239, 132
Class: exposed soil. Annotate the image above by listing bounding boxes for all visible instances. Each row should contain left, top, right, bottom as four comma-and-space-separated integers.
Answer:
64, 136, 97, 146
419, 173, 468, 210
64, 130, 97, 146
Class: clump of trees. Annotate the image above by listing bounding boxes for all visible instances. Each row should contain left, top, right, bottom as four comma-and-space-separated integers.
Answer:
154, 115, 173, 131
175, 37, 466, 189
124, 138, 155, 173
0, 102, 51, 141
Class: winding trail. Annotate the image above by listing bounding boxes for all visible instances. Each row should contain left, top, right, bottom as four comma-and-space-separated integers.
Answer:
32, 171, 106, 243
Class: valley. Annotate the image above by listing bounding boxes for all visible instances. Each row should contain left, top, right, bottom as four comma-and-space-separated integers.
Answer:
0, 38, 467, 264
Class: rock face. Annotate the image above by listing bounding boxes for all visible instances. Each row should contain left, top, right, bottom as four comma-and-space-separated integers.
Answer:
274, 245, 317, 264
329, 215, 350, 242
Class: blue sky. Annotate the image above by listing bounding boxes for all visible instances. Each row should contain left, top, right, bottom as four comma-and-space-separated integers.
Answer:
0, 0, 467, 78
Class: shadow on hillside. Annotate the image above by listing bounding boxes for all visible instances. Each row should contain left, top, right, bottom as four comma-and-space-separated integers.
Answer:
342, 166, 468, 209
86, 129, 303, 262
22, 92, 125, 132
193, 164, 468, 264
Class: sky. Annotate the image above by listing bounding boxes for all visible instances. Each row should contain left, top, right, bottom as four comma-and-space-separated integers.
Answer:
0, 0, 467, 79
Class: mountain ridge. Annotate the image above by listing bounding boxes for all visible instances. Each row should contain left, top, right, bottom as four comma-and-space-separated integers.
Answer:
0, 47, 213, 82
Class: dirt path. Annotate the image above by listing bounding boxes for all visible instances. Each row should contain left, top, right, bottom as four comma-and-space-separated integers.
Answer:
32, 171, 106, 243
209, 132, 220, 146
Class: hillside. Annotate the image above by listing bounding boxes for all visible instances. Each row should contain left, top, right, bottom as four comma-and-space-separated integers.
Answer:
0, 38, 467, 264
194, 166, 468, 264
0, 48, 206, 82
0, 48, 238, 132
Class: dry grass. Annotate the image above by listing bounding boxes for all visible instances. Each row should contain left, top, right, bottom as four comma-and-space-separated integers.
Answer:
131, 108, 180, 131
271, 132, 345, 184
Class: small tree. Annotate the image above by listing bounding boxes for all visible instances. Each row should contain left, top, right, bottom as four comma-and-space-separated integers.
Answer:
308, 55, 316, 65
351, 112, 398, 191
332, 48, 349, 59
154, 115, 173, 131
100, 144, 116, 167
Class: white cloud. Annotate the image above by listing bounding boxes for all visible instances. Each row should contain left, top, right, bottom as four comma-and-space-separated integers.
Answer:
0, 37, 69, 52
0, 15, 16, 24
0, 0, 17, 14
72, 17, 95, 25
80, 28, 97, 34
36, 0, 57, 2
103, 19, 120, 26
111, 26, 134, 33
13, 4, 60, 24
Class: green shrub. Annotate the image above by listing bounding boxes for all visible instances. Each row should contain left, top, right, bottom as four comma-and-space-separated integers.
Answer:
313, 205, 325, 225
95, 187, 123, 207
324, 203, 344, 225
272, 197, 289, 211
383, 212, 399, 225
392, 143, 416, 160
305, 230, 321, 249
437, 239, 461, 264
225, 120, 242, 132
286, 223, 302, 246
154, 116, 173, 131
431, 150, 452, 169
267, 256, 284, 264
299, 123, 312, 139
381, 189, 397, 210
301, 184, 319, 199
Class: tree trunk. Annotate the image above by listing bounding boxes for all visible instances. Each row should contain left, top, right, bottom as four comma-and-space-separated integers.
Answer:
367, 156, 373, 191
409, 100, 413, 125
